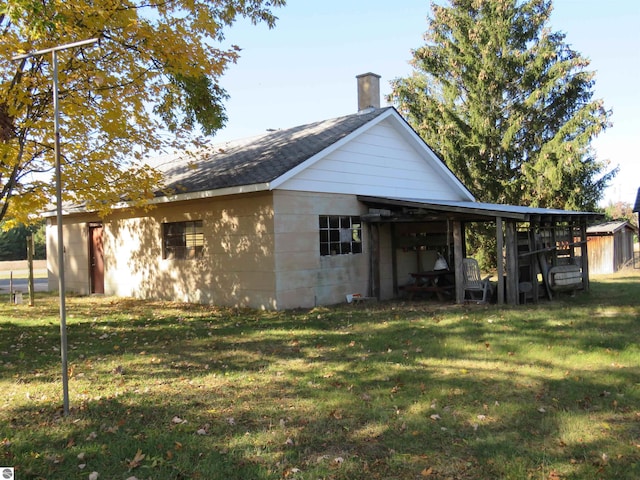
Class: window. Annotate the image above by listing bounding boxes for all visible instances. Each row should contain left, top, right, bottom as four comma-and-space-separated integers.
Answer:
319, 215, 362, 256
162, 221, 204, 259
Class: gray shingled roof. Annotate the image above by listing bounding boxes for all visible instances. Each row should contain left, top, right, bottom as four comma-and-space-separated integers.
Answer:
587, 220, 637, 235
155, 107, 393, 196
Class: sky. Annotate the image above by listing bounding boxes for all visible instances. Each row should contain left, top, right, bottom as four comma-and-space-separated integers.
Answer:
214, 0, 639, 207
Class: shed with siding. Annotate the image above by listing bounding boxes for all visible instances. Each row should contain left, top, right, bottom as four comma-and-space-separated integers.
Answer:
587, 221, 637, 274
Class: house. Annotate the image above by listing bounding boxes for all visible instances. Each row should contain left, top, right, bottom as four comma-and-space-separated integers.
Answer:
587, 221, 637, 274
46, 73, 602, 309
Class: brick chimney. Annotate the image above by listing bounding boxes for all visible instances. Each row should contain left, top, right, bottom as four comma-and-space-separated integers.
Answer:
356, 72, 381, 112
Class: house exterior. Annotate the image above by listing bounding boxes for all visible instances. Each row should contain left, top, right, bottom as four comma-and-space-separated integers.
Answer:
47, 74, 476, 309
587, 221, 637, 274
46, 73, 602, 309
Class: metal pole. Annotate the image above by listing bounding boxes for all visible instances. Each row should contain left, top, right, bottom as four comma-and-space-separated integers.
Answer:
52, 48, 70, 416
13, 38, 98, 417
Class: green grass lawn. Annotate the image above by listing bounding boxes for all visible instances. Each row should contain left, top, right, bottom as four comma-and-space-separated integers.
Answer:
1, 271, 639, 479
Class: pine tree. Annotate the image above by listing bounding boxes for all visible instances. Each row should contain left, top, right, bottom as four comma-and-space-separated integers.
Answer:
390, 0, 615, 212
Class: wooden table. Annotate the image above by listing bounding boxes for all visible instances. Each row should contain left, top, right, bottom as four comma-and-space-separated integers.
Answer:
403, 270, 455, 301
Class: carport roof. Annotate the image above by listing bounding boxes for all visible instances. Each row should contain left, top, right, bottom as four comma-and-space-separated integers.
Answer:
357, 196, 604, 223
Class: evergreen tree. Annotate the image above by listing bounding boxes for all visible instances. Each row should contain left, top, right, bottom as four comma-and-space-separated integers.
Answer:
0, 221, 45, 260
390, 0, 615, 212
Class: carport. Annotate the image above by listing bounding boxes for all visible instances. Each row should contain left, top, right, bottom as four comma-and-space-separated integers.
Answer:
358, 196, 603, 305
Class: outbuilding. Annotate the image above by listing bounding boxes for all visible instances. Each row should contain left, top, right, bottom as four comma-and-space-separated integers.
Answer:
587, 221, 637, 274
46, 73, 603, 309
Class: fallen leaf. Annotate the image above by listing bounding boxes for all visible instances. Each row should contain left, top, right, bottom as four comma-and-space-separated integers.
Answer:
548, 469, 562, 479
172, 416, 185, 424
430, 414, 441, 421
126, 449, 146, 469
196, 428, 207, 435
421, 466, 433, 476
89, 472, 99, 480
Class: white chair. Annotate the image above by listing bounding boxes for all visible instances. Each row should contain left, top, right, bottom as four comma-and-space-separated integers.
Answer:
462, 258, 491, 303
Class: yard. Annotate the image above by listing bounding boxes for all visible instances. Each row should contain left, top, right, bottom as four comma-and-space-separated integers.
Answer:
1, 270, 639, 479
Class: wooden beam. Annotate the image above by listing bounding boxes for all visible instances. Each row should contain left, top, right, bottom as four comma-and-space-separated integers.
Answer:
369, 223, 380, 299
530, 225, 540, 303
505, 221, 518, 305
453, 221, 464, 303
580, 220, 590, 291
390, 223, 398, 294
496, 217, 505, 305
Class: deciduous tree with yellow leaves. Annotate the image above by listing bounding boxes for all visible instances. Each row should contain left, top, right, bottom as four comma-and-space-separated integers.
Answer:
0, 0, 285, 224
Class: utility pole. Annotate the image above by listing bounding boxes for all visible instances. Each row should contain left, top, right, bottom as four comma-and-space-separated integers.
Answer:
13, 38, 98, 416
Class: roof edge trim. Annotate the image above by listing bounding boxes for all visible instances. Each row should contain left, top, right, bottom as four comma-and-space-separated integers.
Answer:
42, 183, 272, 218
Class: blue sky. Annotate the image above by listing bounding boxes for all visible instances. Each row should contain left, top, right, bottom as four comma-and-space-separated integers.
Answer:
215, 0, 639, 206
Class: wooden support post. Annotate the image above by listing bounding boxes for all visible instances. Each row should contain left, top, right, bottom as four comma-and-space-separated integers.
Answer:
390, 223, 398, 295
580, 221, 590, 291
496, 217, 505, 305
27, 235, 35, 306
505, 221, 518, 305
453, 221, 464, 304
369, 223, 380, 299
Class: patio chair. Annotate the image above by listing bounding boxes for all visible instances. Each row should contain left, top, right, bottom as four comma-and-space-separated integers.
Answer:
462, 258, 491, 303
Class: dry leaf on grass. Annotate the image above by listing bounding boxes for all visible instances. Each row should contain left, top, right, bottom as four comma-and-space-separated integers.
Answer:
126, 449, 146, 469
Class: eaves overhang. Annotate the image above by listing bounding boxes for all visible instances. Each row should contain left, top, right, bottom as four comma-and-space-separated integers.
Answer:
41, 182, 272, 218
358, 196, 604, 224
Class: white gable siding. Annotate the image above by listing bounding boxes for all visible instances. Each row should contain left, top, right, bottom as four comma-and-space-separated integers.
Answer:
276, 119, 466, 201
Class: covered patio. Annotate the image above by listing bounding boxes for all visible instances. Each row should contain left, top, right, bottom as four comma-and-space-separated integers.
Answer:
359, 196, 603, 305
